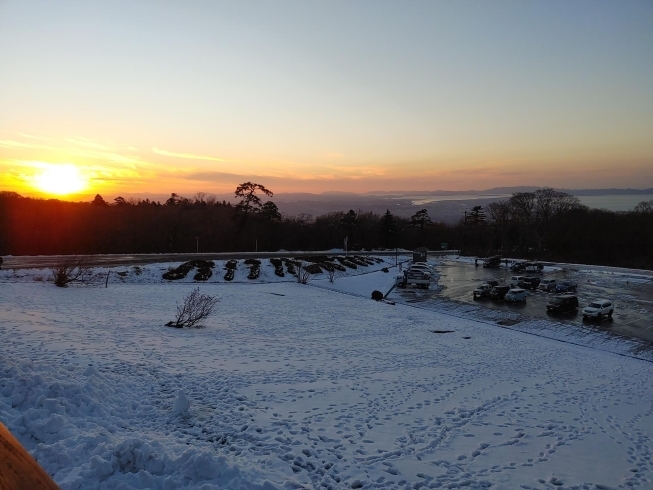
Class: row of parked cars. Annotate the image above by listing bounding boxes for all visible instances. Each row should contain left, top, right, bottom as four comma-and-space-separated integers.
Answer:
545, 295, 615, 319
509, 276, 579, 293
482, 256, 546, 273
473, 281, 527, 302
473, 278, 615, 320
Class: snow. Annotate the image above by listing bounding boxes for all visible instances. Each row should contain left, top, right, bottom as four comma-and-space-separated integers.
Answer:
1, 257, 652, 489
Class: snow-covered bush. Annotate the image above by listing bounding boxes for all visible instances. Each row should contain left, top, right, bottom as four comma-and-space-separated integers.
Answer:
166, 288, 219, 328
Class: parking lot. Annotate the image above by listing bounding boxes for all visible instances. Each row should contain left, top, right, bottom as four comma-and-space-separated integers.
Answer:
396, 259, 653, 343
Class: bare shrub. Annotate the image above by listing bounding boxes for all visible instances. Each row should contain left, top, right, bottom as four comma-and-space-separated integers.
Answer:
50, 256, 95, 287
326, 268, 341, 283
296, 263, 312, 285
166, 288, 219, 328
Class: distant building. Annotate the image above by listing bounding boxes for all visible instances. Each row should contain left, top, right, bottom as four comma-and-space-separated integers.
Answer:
413, 247, 428, 262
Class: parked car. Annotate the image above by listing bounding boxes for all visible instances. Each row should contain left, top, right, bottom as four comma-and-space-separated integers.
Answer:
547, 294, 579, 313
556, 280, 578, 293
473, 283, 494, 299
490, 285, 511, 300
539, 279, 557, 292
519, 276, 541, 290
484, 279, 500, 287
408, 264, 433, 275
402, 269, 431, 289
505, 288, 527, 303
409, 263, 432, 272
510, 261, 527, 272
582, 299, 614, 320
483, 256, 502, 268
510, 275, 525, 287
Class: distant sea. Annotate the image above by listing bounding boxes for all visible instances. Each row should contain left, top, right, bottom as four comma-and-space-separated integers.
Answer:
406, 193, 651, 211
406, 194, 511, 205
575, 195, 651, 211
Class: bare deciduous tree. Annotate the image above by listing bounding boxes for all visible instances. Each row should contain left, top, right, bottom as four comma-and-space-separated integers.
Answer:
50, 256, 95, 287
166, 288, 219, 328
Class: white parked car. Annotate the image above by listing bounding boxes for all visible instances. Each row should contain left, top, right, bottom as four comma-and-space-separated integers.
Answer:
539, 279, 557, 292
510, 276, 525, 288
582, 299, 614, 320
408, 265, 430, 276
409, 263, 432, 272
505, 288, 527, 303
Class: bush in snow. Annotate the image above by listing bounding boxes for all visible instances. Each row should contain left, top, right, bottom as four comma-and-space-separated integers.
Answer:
296, 264, 312, 285
166, 288, 219, 328
193, 267, 213, 281
247, 264, 260, 280
302, 263, 322, 274
371, 290, 384, 301
50, 256, 96, 287
326, 268, 340, 283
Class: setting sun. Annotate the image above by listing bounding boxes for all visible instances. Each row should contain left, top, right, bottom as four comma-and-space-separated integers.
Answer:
33, 164, 88, 195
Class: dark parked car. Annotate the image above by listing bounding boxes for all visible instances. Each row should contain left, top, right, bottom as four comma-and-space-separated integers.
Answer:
484, 279, 500, 287
519, 276, 541, 290
523, 262, 544, 273
547, 294, 579, 313
473, 283, 493, 299
490, 285, 511, 300
483, 256, 502, 268
556, 280, 578, 293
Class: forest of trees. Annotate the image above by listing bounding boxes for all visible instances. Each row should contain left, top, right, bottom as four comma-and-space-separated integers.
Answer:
1, 185, 652, 269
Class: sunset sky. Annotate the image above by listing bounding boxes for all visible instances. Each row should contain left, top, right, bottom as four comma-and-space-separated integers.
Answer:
1, 1, 652, 199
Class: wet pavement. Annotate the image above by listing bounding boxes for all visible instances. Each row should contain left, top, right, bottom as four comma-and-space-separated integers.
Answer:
393, 260, 653, 343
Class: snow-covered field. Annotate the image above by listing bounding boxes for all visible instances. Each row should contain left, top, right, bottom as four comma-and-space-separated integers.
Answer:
1, 258, 652, 489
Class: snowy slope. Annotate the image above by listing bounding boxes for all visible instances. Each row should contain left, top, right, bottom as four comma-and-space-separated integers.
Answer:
1, 273, 652, 489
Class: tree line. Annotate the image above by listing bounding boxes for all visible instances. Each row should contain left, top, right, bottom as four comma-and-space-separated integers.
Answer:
0, 185, 651, 269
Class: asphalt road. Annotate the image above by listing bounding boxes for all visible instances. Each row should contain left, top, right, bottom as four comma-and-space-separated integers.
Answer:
397, 260, 653, 343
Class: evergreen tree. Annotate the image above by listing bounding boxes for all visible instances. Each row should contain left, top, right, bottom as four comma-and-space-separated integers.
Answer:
410, 209, 432, 245
91, 194, 108, 206
260, 201, 282, 221
234, 182, 273, 217
340, 209, 357, 242
380, 209, 396, 247
468, 205, 486, 224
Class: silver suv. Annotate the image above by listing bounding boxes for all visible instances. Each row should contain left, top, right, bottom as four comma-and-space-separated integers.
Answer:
582, 299, 614, 320
539, 279, 557, 292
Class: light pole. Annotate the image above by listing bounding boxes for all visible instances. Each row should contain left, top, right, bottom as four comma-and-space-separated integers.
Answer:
344, 236, 348, 256
195, 236, 199, 253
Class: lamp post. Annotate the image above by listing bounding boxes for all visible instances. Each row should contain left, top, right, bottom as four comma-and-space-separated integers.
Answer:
195, 236, 199, 253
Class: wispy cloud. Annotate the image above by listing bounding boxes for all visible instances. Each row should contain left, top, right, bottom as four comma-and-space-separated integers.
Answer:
67, 137, 109, 151
182, 170, 287, 184
152, 148, 226, 162
0, 139, 45, 149
16, 132, 55, 141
